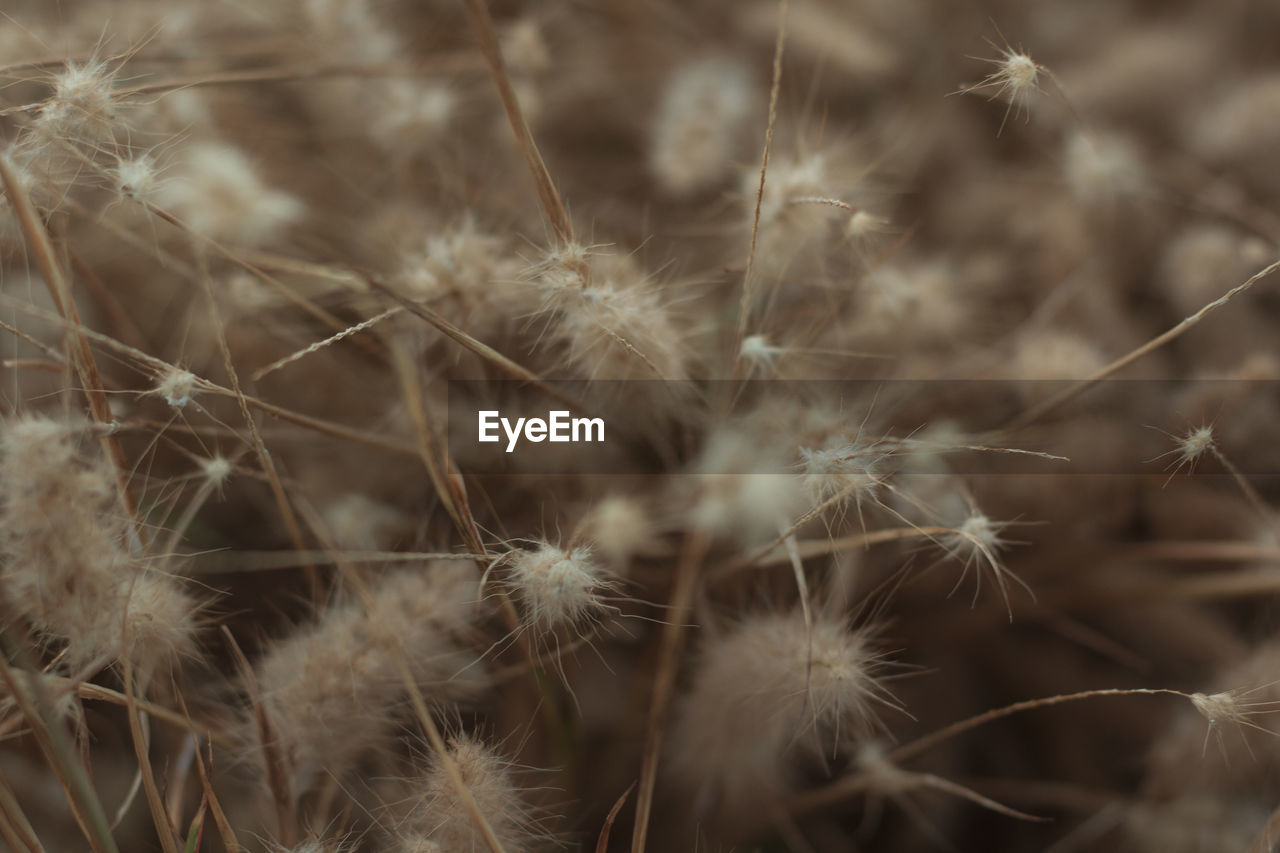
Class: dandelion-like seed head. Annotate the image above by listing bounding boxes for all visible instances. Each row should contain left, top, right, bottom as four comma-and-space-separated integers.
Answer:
200, 454, 233, 488
799, 442, 882, 505
154, 367, 197, 410
1179, 425, 1215, 464
997, 52, 1039, 96
507, 542, 614, 629
740, 334, 785, 374
36, 57, 119, 140
961, 41, 1046, 133
113, 154, 160, 204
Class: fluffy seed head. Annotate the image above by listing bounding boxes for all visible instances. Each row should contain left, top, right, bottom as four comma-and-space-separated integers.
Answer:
799, 441, 884, 506
744, 153, 842, 276
651, 57, 753, 194
533, 250, 689, 380
1011, 330, 1106, 381
846, 209, 889, 242
1191, 691, 1252, 727
35, 57, 119, 141
370, 81, 456, 150
560, 282, 687, 379
1064, 130, 1144, 204
578, 496, 649, 567
963, 43, 1045, 132
112, 154, 161, 204
1177, 425, 1215, 465
530, 241, 593, 293
691, 429, 802, 545
505, 542, 615, 629
0, 416, 197, 677
669, 610, 895, 821
946, 512, 1008, 561
739, 334, 785, 375
939, 508, 1031, 610
254, 563, 488, 798
997, 52, 1038, 94
858, 260, 968, 341
970, 46, 1041, 109
322, 493, 408, 551
396, 219, 527, 331
752, 154, 829, 227
157, 142, 304, 245
200, 454, 233, 488
1141, 638, 1280, 845
501, 18, 550, 77
226, 272, 278, 314
1153, 423, 1219, 481
403, 736, 533, 853
54, 60, 115, 112
154, 366, 198, 409
116, 571, 200, 678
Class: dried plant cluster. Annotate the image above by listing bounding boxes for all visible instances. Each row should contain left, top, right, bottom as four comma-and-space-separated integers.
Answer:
1, 0, 1280, 851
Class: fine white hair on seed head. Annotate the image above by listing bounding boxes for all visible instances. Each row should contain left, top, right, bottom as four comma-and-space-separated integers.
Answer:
958, 35, 1049, 133
501, 541, 619, 630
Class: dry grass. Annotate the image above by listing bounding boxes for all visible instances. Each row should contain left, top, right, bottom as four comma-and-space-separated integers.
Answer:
1, 1, 1279, 851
